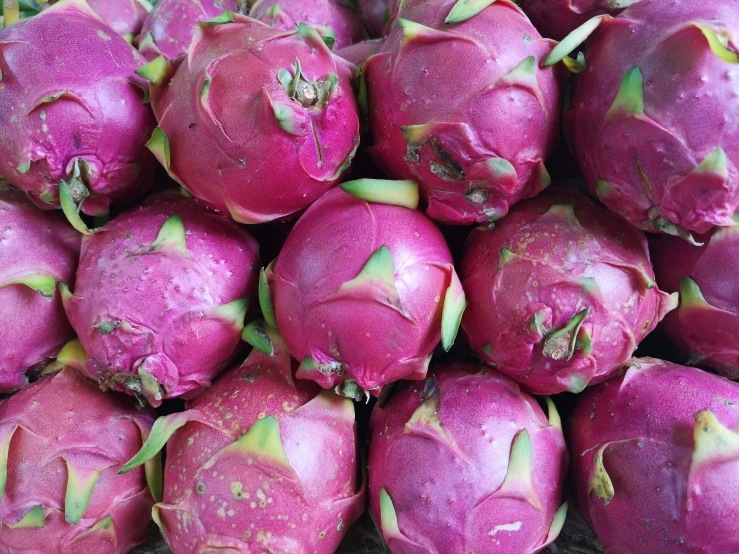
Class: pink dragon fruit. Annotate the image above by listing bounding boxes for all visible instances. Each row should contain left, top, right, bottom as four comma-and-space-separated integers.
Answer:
0, 186, 80, 392
61, 190, 260, 406
544, 0, 739, 240
250, 0, 367, 49
517, 0, 636, 40
356, 0, 388, 37
0, 367, 159, 554
86, 0, 152, 41
119, 321, 365, 553
461, 187, 676, 395
363, 0, 564, 225
369, 361, 569, 553
0, 0, 156, 233
138, 14, 360, 224
569, 358, 739, 553
264, 179, 466, 398
336, 38, 383, 66
649, 226, 739, 379
136, 0, 239, 60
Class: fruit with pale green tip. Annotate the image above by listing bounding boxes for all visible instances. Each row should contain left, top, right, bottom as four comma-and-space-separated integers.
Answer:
363, 0, 565, 225
0, 367, 160, 554
461, 188, 676, 395
119, 321, 365, 554
569, 358, 739, 553
250, 0, 367, 49
0, 0, 156, 230
135, 0, 239, 60
650, 225, 739, 379
544, 0, 739, 239
61, 190, 260, 406
264, 180, 466, 398
517, 0, 636, 40
369, 361, 569, 553
0, 186, 80, 392
138, 13, 360, 224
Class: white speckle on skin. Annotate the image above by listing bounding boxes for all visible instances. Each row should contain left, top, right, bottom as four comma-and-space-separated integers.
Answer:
489, 521, 522, 536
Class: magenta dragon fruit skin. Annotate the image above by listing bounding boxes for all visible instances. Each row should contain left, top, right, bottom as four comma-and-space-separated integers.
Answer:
265, 181, 466, 397
356, 0, 388, 37
136, 0, 238, 60
0, 186, 80, 392
0, 0, 156, 221
141, 14, 360, 224
569, 358, 739, 553
86, 0, 152, 41
62, 190, 260, 406
369, 362, 569, 553
119, 323, 365, 553
545, 0, 739, 239
0, 367, 159, 554
250, 0, 367, 50
517, 0, 635, 40
649, 227, 739, 379
461, 187, 677, 395
336, 38, 383, 66
363, 0, 565, 225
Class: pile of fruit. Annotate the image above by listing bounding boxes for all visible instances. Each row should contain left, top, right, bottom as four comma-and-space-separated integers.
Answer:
0, 0, 737, 552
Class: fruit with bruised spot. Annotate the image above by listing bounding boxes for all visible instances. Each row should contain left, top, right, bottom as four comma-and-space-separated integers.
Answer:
0, 367, 159, 554
119, 322, 365, 553
363, 0, 565, 225
369, 362, 568, 553
0, 0, 156, 231
0, 186, 80, 392
135, 0, 239, 60
61, 190, 260, 406
139, 14, 360, 224
264, 180, 466, 397
569, 358, 739, 553
250, 0, 367, 50
461, 188, 676, 395
649, 225, 739, 379
545, 0, 739, 239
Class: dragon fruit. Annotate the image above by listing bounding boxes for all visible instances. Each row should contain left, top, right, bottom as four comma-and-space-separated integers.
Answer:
250, 0, 367, 49
264, 180, 466, 398
363, 0, 564, 225
86, 0, 152, 41
461, 187, 676, 395
545, 0, 739, 240
369, 361, 568, 553
136, 0, 239, 60
0, 186, 80, 392
0, 0, 156, 232
356, 0, 388, 37
119, 321, 365, 553
649, 226, 739, 379
336, 38, 383, 66
517, 0, 635, 40
0, 367, 159, 554
569, 358, 739, 553
61, 190, 260, 406
138, 14, 360, 224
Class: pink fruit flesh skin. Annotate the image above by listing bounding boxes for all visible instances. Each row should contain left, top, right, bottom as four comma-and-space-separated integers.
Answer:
569, 358, 739, 553
369, 362, 568, 553
0, 186, 80, 392
461, 187, 676, 395
63, 190, 260, 406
